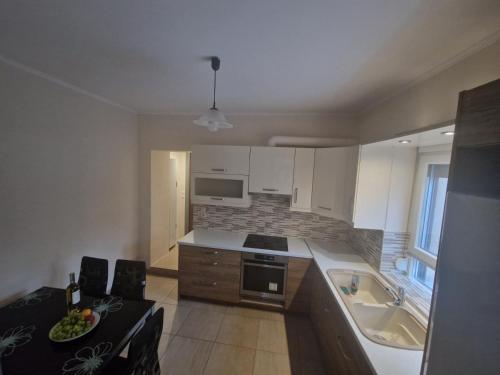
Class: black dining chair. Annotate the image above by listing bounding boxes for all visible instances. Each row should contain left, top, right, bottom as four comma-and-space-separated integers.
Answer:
105, 307, 164, 375
110, 259, 146, 300
78, 256, 108, 297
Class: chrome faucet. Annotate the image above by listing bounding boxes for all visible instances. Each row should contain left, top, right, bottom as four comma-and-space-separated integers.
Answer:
387, 286, 405, 306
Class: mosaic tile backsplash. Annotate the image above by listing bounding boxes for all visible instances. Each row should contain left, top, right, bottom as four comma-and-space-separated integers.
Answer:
193, 194, 352, 242
193, 193, 432, 316
348, 228, 384, 270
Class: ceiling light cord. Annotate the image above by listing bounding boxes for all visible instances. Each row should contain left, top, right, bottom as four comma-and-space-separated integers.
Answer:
212, 69, 217, 110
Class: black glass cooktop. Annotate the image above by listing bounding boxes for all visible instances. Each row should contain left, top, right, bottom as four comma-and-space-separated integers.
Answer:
243, 234, 288, 252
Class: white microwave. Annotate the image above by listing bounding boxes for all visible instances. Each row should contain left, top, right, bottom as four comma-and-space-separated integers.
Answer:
191, 173, 251, 207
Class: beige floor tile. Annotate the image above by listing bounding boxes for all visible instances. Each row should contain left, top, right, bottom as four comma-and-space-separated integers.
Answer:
177, 308, 224, 341
145, 276, 177, 303
158, 333, 174, 360
226, 306, 284, 321
253, 350, 291, 375
178, 298, 228, 313
162, 285, 180, 305
157, 303, 191, 334
257, 319, 289, 354
216, 314, 260, 349
147, 275, 177, 289
204, 343, 256, 375
160, 336, 212, 375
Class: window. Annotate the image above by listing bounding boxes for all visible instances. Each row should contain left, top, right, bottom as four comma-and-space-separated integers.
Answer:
411, 258, 436, 289
408, 148, 451, 289
417, 164, 449, 256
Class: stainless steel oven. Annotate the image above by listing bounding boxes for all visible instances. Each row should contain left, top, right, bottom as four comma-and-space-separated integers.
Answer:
240, 253, 288, 302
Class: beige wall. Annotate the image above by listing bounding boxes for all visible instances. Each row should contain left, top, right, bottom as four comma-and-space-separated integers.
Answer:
359, 40, 500, 143
138, 114, 358, 261
0, 61, 139, 304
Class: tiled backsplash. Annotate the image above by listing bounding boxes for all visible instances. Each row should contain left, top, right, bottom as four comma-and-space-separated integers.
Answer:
348, 228, 384, 270
193, 193, 432, 315
193, 194, 352, 242
380, 232, 410, 272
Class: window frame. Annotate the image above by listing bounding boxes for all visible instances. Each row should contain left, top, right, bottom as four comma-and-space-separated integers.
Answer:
407, 146, 451, 269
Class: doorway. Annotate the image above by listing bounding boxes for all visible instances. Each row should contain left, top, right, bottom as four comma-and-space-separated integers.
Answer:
150, 150, 190, 272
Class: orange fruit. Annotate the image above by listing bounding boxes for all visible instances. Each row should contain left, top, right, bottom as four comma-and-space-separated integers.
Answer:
82, 308, 92, 317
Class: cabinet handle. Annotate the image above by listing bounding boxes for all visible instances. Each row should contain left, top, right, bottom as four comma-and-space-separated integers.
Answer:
262, 188, 278, 192
293, 187, 298, 203
210, 197, 223, 201
211, 168, 225, 172
213, 251, 219, 255
212, 262, 218, 266
336, 336, 352, 361
323, 307, 331, 313
211, 281, 217, 287
318, 206, 332, 211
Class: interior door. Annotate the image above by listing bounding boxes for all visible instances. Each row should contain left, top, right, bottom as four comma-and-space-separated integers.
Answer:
150, 150, 171, 265
169, 159, 177, 248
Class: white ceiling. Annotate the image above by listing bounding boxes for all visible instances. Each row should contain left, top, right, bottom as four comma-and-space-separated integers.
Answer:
1, 0, 500, 114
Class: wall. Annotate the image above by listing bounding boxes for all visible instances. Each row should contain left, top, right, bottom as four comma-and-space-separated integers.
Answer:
359, 40, 500, 143
138, 113, 358, 263
0, 60, 139, 305
193, 194, 352, 242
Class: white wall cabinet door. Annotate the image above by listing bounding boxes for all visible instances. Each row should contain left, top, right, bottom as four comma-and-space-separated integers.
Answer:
353, 144, 417, 231
312, 146, 358, 221
291, 148, 315, 211
339, 146, 360, 223
312, 148, 337, 217
191, 145, 250, 175
249, 147, 295, 195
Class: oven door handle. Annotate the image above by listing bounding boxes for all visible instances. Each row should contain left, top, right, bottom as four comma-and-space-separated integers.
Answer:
243, 262, 285, 270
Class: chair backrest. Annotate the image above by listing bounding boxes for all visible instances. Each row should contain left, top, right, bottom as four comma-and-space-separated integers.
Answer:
127, 307, 164, 375
78, 256, 108, 297
111, 259, 146, 300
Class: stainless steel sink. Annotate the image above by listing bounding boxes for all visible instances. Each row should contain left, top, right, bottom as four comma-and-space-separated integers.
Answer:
326, 269, 427, 350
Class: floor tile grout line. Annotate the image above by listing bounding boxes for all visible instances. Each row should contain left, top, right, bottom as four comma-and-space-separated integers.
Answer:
201, 339, 217, 374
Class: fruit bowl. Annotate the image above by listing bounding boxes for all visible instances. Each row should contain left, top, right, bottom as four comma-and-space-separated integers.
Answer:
48, 309, 100, 342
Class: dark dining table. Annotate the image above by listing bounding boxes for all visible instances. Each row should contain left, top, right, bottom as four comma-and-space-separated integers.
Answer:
0, 287, 155, 375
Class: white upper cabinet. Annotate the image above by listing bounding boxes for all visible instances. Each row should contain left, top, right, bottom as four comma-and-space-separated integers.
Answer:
291, 148, 315, 211
312, 146, 359, 222
191, 145, 250, 175
249, 147, 295, 195
353, 144, 416, 231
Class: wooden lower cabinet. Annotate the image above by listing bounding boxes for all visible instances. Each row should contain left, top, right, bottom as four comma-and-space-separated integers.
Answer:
310, 264, 374, 375
285, 257, 313, 313
178, 245, 241, 303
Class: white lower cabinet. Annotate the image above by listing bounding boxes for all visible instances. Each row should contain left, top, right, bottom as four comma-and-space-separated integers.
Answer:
291, 148, 315, 211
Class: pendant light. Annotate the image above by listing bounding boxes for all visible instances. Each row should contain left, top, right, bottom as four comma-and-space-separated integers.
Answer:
193, 56, 234, 132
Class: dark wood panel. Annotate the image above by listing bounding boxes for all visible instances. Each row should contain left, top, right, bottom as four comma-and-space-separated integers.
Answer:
309, 263, 373, 375
179, 274, 240, 303
178, 245, 241, 304
448, 78, 500, 198
285, 257, 313, 313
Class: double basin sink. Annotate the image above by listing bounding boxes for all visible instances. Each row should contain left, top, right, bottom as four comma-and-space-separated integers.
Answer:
327, 269, 427, 350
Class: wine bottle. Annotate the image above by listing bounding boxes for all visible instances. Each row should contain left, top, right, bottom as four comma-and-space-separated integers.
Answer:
66, 272, 81, 313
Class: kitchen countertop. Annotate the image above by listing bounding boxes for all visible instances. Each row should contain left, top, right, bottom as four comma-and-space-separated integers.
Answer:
178, 229, 313, 258
306, 239, 424, 375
